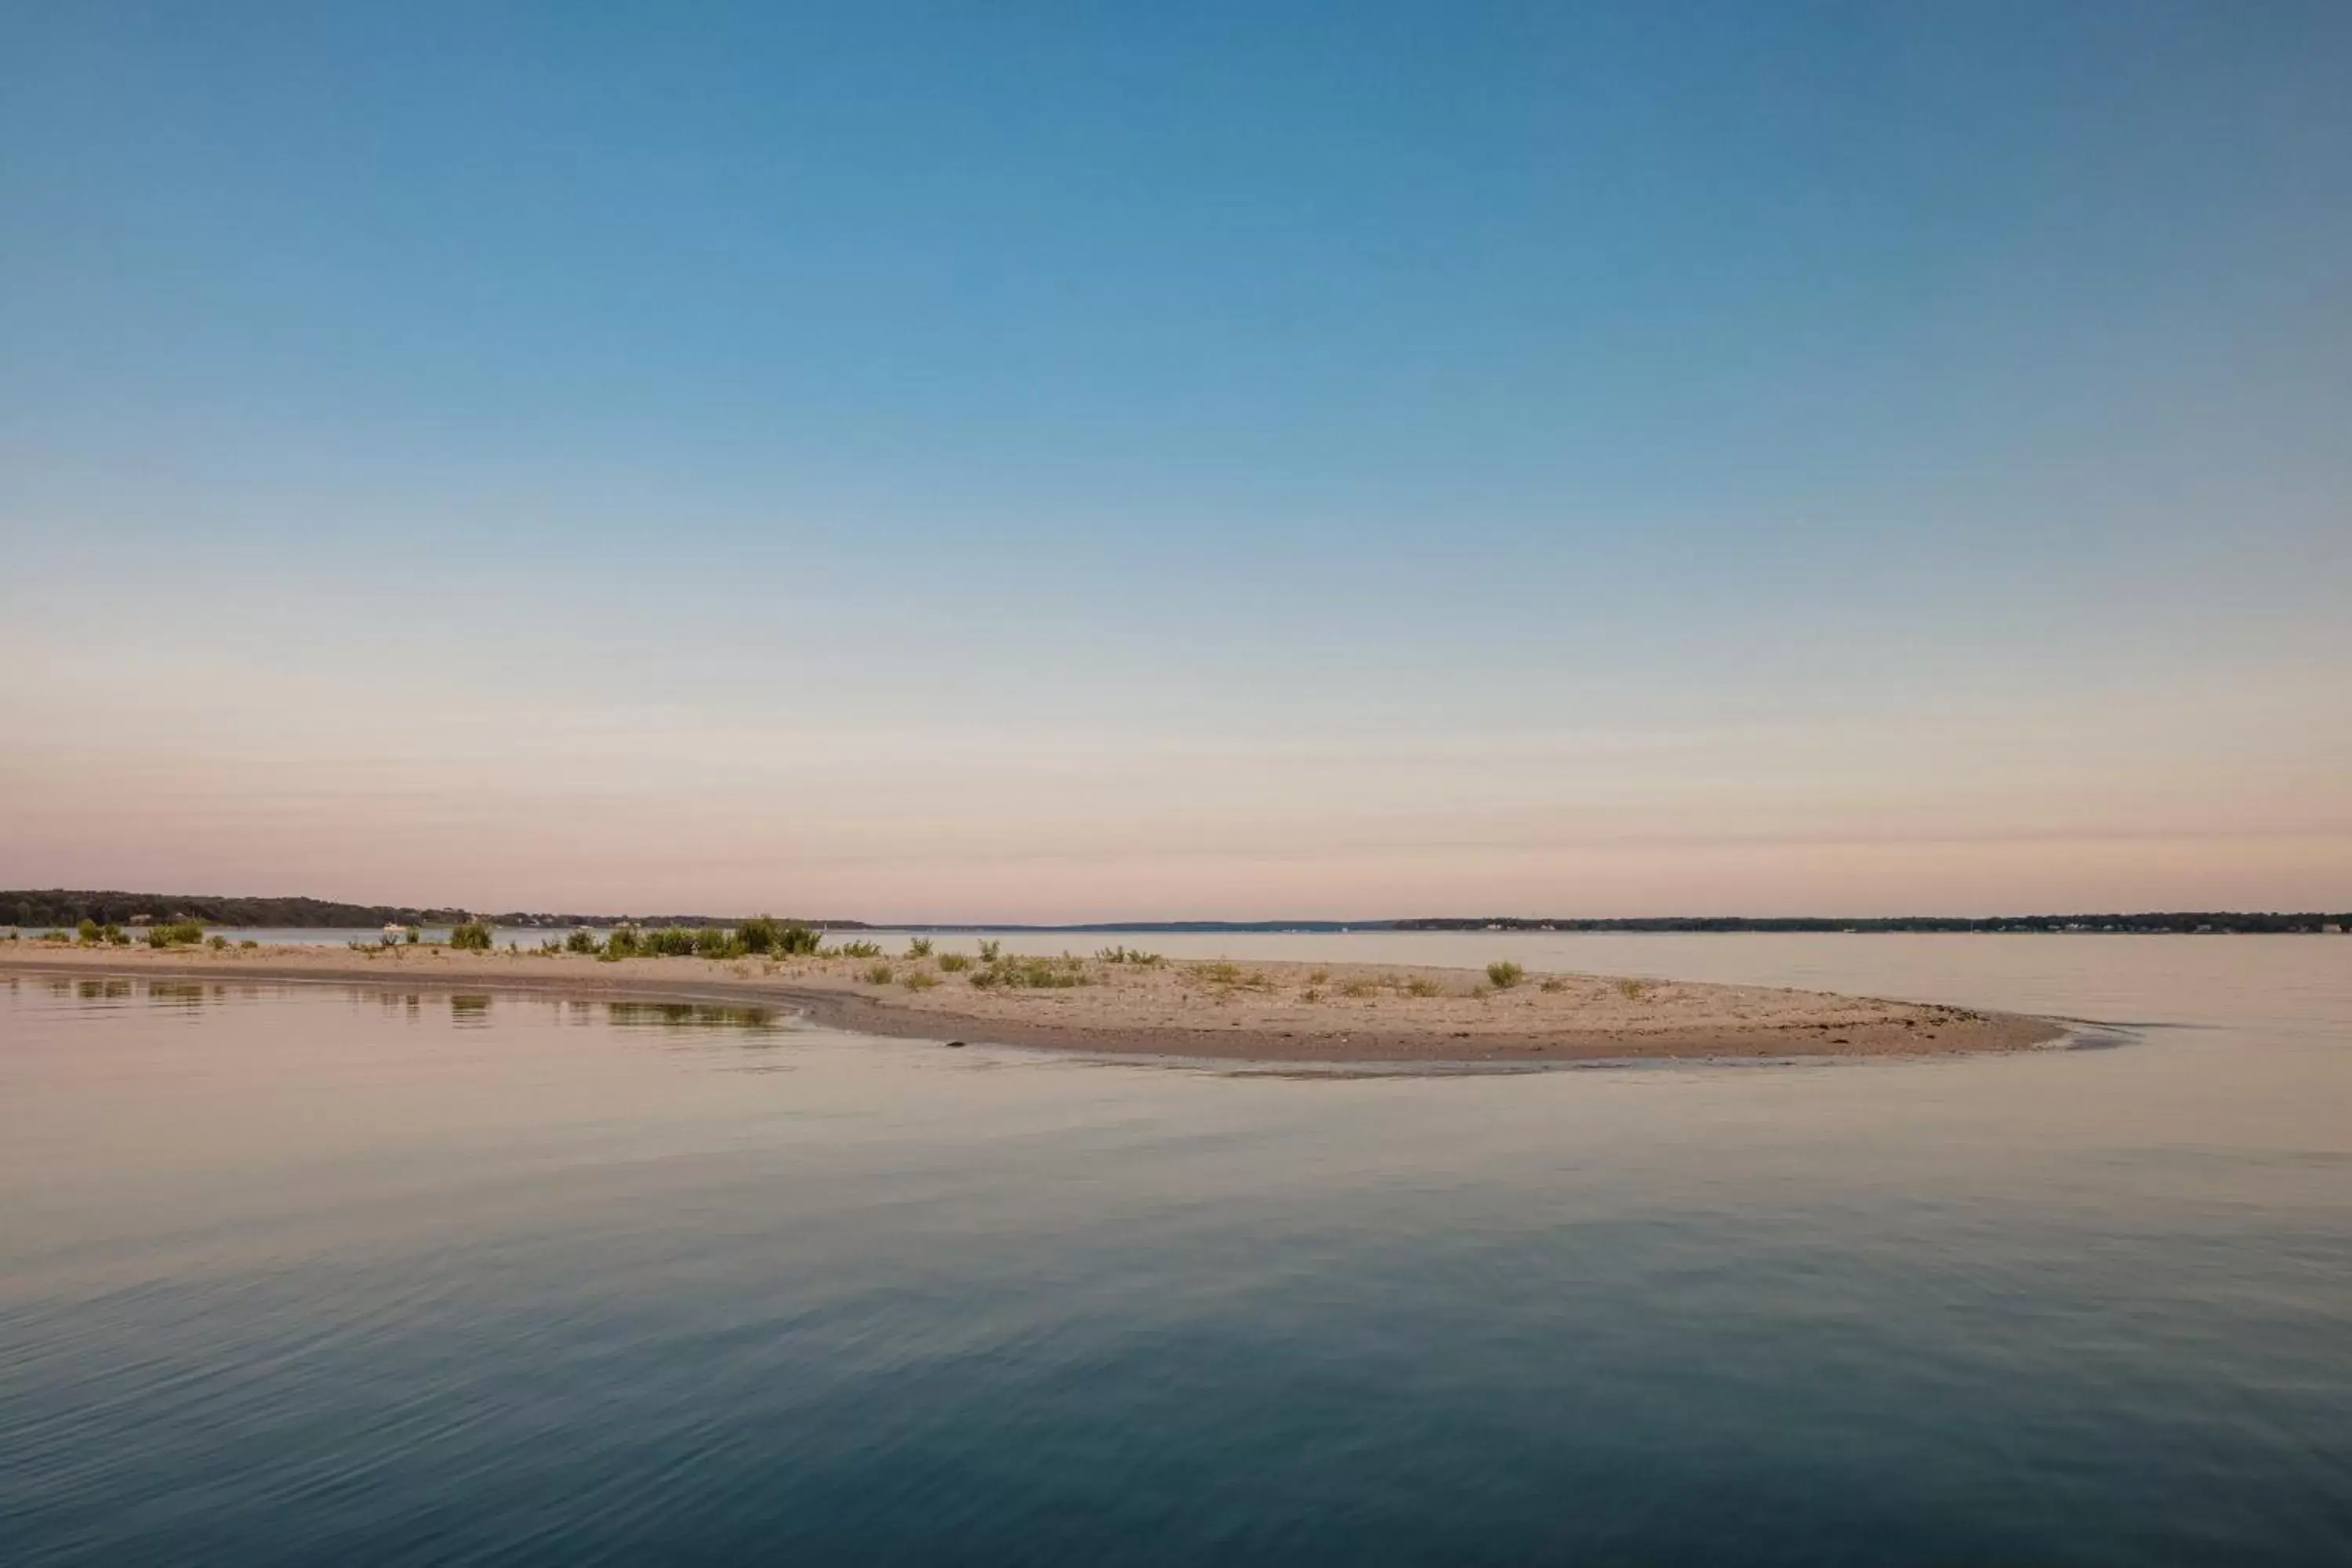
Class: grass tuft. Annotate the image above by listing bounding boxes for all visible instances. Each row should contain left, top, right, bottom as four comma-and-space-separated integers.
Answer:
1486, 960, 1525, 989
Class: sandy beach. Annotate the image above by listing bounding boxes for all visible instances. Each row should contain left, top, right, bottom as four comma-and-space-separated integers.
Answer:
0, 942, 2067, 1063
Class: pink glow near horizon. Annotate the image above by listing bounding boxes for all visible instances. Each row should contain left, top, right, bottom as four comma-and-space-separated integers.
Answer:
5, 640, 2347, 920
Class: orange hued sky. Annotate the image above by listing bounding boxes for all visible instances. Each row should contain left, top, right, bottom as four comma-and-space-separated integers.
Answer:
4, 5, 2349, 919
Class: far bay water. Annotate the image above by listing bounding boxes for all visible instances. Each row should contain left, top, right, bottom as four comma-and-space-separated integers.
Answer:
2, 935, 2347, 1563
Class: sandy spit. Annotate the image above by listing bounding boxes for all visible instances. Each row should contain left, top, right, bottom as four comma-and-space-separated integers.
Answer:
0, 943, 2068, 1064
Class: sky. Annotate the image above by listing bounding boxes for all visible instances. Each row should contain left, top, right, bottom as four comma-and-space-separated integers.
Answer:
2, 1, 2348, 921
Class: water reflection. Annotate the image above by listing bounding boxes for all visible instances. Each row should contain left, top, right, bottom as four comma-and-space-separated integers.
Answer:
118, 977, 780, 1043
604, 999, 779, 1034
35, 978, 787, 1043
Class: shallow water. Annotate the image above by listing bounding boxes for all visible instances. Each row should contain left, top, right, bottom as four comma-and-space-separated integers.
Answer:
2, 938, 2347, 1564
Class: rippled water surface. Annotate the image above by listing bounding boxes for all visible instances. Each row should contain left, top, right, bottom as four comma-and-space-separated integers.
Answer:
3, 937, 2348, 1565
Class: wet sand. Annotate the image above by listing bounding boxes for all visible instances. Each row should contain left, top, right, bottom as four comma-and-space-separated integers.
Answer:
0, 942, 2067, 1063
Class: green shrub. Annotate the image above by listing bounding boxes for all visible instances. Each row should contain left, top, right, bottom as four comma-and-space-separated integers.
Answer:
208, 934, 228, 950
449, 921, 495, 951
1403, 976, 1443, 998
405, 927, 419, 945
1539, 978, 1566, 993
837, 939, 882, 959
693, 927, 744, 960
982, 955, 1088, 989
775, 922, 822, 956
738, 916, 781, 954
639, 927, 696, 956
77, 918, 100, 943
1094, 945, 1165, 966
1486, 960, 1525, 989
937, 952, 971, 973
976, 938, 1002, 962
603, 927, 641, 960
238, 938, 260, 950
905, 937, 934, 958
565, 928, 599, 954
862, 961, 894, 985
902, 969, 938, 990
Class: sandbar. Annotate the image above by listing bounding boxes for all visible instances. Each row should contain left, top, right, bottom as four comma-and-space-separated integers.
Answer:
0, 942, 2068, 1063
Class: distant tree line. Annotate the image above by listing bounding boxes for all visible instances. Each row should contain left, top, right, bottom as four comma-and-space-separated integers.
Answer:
1396, 913, 2352, 935
0, 890, 865, 931
2, 891, 475, 929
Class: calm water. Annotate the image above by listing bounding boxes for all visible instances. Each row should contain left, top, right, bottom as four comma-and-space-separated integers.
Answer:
2, 937, 2347, 1565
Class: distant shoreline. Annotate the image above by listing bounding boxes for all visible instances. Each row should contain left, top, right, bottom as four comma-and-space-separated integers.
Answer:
1, 944, 2070, 1065
2, 890, 2344, 936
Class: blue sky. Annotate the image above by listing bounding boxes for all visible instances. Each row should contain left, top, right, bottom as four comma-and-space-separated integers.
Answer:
3, 2, 2347, 917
